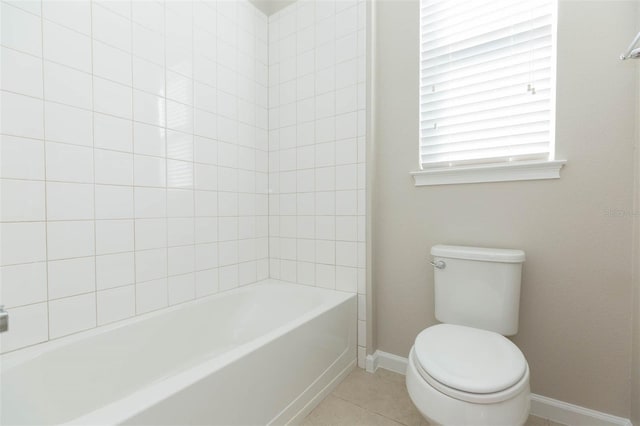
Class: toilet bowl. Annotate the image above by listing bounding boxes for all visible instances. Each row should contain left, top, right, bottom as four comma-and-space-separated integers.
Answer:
406, 324, 530, 426
407, 245, 530, 425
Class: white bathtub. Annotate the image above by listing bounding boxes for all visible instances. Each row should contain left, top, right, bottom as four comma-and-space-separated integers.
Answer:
1, 280, 357, 425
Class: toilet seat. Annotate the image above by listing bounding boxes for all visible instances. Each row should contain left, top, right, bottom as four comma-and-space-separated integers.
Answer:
412, 324, 529, 404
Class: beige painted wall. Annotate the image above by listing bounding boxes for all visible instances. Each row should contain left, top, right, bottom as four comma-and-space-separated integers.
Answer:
632, 5, 640, 423
372, 0, 638, 418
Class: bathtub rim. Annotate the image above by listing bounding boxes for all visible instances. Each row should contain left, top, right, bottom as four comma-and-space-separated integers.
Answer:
1, 279, 355, 371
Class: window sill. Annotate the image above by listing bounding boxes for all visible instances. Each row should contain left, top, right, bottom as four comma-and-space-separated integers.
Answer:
410, 160, 566, 187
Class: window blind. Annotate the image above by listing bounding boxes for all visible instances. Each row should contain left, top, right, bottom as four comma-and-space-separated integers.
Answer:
419, 0, 556, 169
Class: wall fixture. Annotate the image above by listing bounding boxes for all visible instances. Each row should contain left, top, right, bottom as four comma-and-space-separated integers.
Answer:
620, 31, 640, 59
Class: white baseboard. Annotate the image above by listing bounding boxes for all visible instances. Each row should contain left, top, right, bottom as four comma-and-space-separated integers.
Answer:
366, 349, 407, 375
529, 394, 632, 426
365, 350, 632, 426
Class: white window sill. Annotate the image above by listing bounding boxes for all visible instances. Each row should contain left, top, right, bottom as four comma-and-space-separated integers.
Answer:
410, 160, 566, 187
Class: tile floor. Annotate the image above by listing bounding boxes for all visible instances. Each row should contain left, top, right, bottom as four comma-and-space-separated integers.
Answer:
302, 368, 565, 426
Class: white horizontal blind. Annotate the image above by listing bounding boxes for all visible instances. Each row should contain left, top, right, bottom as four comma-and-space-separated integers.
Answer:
419, 0, 556, 169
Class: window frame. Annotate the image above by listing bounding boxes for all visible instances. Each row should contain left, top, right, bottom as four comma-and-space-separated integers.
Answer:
412, 0, 565, 186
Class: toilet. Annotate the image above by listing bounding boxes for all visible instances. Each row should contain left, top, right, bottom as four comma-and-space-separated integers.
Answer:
406, 245, 530, 426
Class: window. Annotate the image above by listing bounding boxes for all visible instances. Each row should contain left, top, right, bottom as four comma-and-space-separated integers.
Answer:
414, 0, 564, 186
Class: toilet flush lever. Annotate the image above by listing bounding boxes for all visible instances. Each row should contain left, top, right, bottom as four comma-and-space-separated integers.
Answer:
430, 260, 446, 270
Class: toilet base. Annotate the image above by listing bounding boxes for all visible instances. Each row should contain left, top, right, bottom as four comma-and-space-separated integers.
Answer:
406, 347, 530, 426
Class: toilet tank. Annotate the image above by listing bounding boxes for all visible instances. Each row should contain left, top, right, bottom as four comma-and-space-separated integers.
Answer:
431, 245, 525, 336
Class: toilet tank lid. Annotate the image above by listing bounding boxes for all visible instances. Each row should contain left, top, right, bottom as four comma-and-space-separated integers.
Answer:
431, 245, 525, 263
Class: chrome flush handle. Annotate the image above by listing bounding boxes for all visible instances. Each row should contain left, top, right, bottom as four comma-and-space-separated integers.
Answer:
430, 260, 446, 270
0, 305, 8, 333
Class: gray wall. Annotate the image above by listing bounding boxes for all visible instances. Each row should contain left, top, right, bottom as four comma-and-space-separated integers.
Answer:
372, 0, 638, 418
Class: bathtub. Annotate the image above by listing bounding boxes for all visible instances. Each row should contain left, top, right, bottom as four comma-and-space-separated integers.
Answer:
0, 280, 357, 425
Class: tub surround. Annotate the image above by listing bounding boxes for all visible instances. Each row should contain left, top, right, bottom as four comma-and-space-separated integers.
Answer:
0, 0, 368, 361
267, 0, 368, 367
0, 0, 269, 353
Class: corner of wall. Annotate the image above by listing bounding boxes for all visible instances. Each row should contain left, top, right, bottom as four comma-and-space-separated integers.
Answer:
365, 0, 377, 356
632, 5, 640, 423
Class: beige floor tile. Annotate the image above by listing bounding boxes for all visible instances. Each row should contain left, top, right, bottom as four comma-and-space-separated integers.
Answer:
303, 369, 565, 426
525, 415, 550, 426
332, 369, 426, 426
374, 368, 407, 385
301, 394, 405, 426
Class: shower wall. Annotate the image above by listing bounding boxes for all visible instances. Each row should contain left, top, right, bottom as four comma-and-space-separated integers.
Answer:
0, 0, 269, 353
267, 0, 368, 366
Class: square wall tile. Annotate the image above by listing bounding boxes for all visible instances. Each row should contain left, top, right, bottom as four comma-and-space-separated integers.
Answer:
135, 218, 167, 250
134, 155, 166, 187
45, 142, 94, 183
47, 221, 95, 260
0, 179, 45, 222
96, 252, 135, 290
49, 293, 96, 339
133, 23, 165, 65
1, 222, 47, 266
0, 303, 48, 353
95, 149, 134, 186
1, 3, 42, 56
168, 273, 195, 305
46, 182, 94, 220
0, 262, 47, 308
43, 61, 92, 109
0, 136, 45, 180
4, 0, 41, 15
93, 77, 132, 119
93, 40, 132, 85
134, 122, 166, 157
195, 268, 219, 297
48, 256, 95, 300
134, 89, 166, 127
42, 0, 91, 34
95, 220, 135, 255
95, 185, 134, 220
133, 57, 165, 97
94, 113, 133, 153
136, 278, 168, 314
45, 102, 93, 147
1, 47, 43, 98
97, 285, 135, 325
92, 4, 132, 52
135, 249, 167, 282
1, 92, 44, 139
43, 21, 92, 72
135, 187, 167, 218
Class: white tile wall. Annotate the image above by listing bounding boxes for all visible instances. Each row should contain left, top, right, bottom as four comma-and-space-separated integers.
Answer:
268, 0, 368, 367
0, 0, 367, 363
0, 0, 269, 353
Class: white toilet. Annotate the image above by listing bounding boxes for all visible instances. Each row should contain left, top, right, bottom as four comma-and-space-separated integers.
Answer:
406, 245, 530, 426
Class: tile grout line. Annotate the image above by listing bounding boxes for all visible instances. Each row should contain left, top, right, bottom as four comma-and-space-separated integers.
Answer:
192, 0, 197, 299
129, 0, 137, 318
90, 0, 99, 328
162, 0, 169, 309
265, 5, 271, 283
39, 0, 51, 343
215, 2, 222, 295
